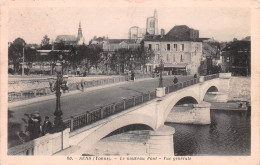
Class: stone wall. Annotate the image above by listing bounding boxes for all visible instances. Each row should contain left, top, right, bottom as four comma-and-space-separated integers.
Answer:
228, 77, 250, 102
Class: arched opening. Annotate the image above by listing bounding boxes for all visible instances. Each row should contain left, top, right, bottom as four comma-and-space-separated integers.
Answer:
203, 86, 219, 102
85, 124, 153, 156
175, 96, 198, 106
103, 124, 153, 139
165, 96, 199, 124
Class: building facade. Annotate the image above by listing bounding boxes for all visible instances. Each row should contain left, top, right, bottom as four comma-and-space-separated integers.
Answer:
221, 40, 250, 76
144, 38, 202, 75
102, 39, 140, 52
128, 26, 146, 40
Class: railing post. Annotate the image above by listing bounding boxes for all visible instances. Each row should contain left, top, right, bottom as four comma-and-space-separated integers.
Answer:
133, 96, 136, 106
123, 99, 126, 110
70, 116, 74, 131
100, 107, 104, 119
112, 103, 116, 113
86, 112, 90, 124
34, 89, 37, 97
45, 87, 48, 95
148, 91, 151, 100
141, 95, 144, 103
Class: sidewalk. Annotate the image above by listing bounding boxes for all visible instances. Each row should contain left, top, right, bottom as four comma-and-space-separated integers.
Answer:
8, 77, 155, 109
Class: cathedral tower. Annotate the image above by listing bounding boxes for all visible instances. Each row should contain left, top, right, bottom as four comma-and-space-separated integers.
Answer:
146, 9, 159, 35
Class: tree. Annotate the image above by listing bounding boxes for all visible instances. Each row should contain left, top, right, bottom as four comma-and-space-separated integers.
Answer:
8, 38, 26, 73
41, 35, 50, 46
40, 35, 51, 49
135, 41, 155, 74
24, 47, 37, 74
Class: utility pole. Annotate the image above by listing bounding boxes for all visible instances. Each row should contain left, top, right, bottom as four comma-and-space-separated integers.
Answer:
22, 43, 25, 76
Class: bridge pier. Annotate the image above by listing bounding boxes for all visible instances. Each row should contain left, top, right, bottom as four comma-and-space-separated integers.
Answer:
156, 87, 166, 97
147, 125, 175, 155
166, 101, 211, 124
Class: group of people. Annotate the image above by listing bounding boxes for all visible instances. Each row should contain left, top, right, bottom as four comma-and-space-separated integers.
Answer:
19, 112, 53, 142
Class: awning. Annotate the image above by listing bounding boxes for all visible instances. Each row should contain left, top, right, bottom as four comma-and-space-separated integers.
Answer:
163, 63, 188, 68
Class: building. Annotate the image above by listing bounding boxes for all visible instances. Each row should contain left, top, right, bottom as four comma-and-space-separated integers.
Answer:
143, 34, 203, 75
128, 26, 146, 40
166, 25, 199, 40
102, 39, 140, 52
221, 40, 251, 76
146, 10, 159, 35
55, 22, 85, 45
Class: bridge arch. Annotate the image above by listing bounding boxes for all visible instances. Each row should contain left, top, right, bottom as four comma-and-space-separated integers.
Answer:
74, 113, 156, 154
201, 85, 220, 102
162, 90, 200, 122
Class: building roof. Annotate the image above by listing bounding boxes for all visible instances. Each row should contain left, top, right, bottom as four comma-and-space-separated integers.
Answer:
107, 39, 138, 44
55, 35, 77, 43
143, 35, 205, 42
222, 41, 251, 52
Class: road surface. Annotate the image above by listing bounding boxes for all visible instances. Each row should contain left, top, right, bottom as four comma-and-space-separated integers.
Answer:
8, 75, 193, 148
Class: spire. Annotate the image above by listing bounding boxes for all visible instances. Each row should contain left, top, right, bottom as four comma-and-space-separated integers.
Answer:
154, 9, 157, 19
77, 21, 84, 45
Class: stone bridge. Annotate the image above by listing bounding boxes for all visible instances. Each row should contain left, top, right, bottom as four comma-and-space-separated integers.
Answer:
8, 73, 231, 156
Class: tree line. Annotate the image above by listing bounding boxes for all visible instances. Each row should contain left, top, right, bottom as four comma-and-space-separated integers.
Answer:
8, 35, 155, 75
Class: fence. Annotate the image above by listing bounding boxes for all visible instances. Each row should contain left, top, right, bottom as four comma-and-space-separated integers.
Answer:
63, 74, 219, 132
8, 76, 129, 102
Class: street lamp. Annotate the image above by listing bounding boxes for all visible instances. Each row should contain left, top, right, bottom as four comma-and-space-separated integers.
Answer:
159, 59, 164, 88
48, 55, 69, 133
130, 54, 135, 80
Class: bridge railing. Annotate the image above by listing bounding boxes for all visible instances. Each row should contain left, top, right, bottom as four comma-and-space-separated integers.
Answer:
63, 74, 219, 131
204, 74, 219, 81
63, 90, 157, 131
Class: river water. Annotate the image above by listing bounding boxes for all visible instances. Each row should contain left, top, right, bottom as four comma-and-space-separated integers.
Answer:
166, 109, 251, 156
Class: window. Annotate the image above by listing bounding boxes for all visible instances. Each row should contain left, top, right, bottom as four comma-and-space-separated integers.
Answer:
182, 44, 184, 51
226, 56, 230, 62
156, 44, 160, 50
157, 54, 160, 60
149, 44, 152, 50
167, 44, 170, 51
180, 54, 183, 62
174, 44, 177, 51
150, 21, 155, 28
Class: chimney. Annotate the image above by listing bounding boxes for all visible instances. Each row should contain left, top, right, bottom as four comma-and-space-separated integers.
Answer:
161, 29, 165, 38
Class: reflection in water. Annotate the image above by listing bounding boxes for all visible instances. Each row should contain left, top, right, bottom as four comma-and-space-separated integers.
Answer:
166, 109, 251, 156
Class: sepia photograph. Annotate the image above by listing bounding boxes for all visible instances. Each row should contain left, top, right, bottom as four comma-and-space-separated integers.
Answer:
0, 0, 259, 164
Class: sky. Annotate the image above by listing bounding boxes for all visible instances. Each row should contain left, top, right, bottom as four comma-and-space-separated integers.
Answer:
8, 7, 251, 44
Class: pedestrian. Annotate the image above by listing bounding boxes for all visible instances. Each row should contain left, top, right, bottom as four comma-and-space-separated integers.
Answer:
76, 67, 80, 76
27, 113, 41, 140
194, 73, 198, 78
42, 116, 53, 135
173, 76, 178, 84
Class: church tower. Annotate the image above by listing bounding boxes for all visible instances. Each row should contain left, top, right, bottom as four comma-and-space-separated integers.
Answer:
77, 21, 85, 45
146, 9, 159, 35
154, 9, 159, 35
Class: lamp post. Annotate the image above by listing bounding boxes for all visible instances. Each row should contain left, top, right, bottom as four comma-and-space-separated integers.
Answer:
159, 59, 164, 88
22, 43, 25, 76
130, 54, 135, 80
48, 55, 69, 133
